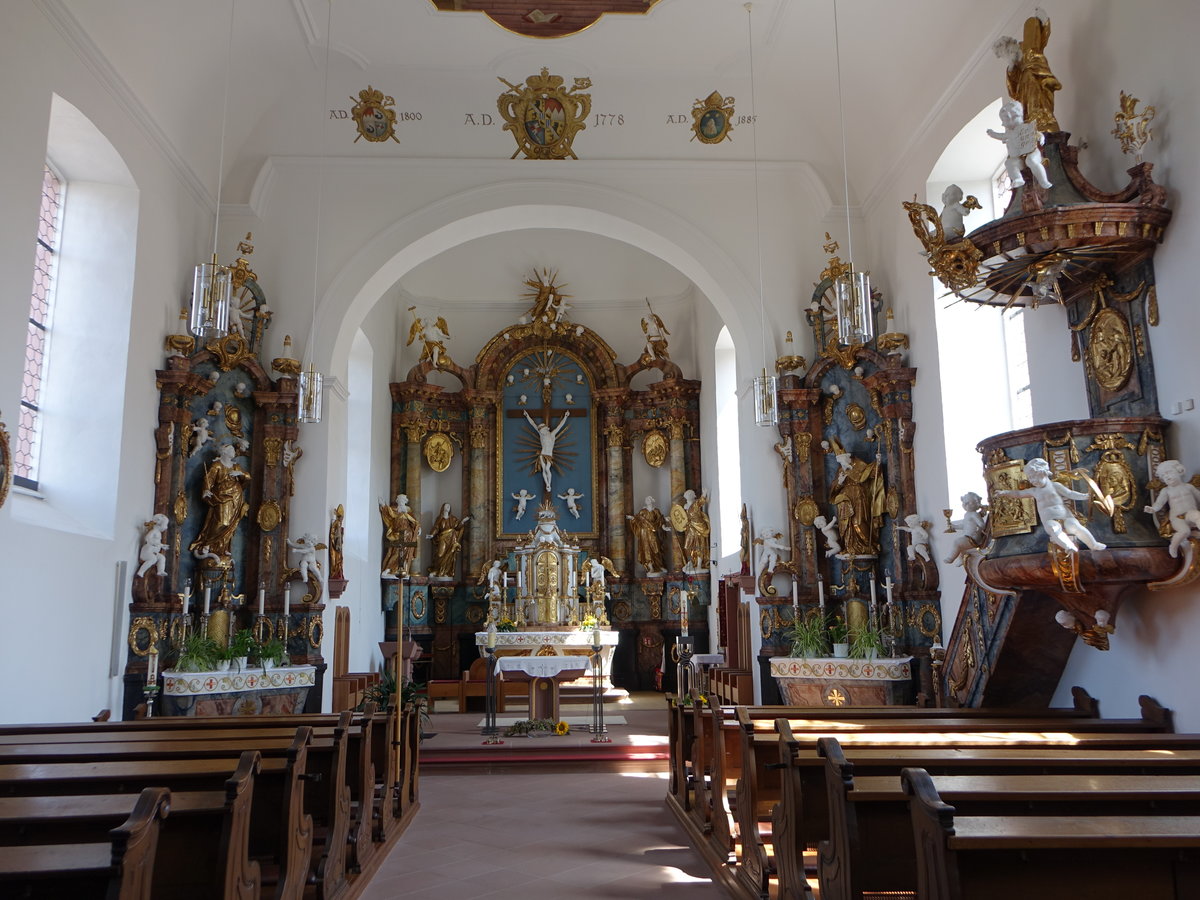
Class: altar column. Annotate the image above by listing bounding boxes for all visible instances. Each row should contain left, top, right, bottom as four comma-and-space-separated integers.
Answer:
604, 421, 627, 573
465, 398, 492, 577
667, 418, 687, 571
402, 422, 426, 527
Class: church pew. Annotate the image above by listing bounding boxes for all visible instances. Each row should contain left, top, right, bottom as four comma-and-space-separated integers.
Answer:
902, 767, 1200, 900
0, 758, 265, 900
771, 734, 1200, 900
0, 741, 312, 900
0, 786, 169, 900
820, 748, 1200, 900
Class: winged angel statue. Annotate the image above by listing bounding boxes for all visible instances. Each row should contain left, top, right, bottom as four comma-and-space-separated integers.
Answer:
407, 307, 452, 369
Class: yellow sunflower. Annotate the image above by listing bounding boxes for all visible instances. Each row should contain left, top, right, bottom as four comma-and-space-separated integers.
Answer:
554, 720, 570, 735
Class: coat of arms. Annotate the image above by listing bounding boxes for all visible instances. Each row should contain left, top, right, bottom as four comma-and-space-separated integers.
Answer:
350, 86, 400, 143
497, 68, 592, 160
691, 91, 735, 144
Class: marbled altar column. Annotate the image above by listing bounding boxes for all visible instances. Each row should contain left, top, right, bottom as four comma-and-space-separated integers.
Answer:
466, 406, 491, 578
605, 421, 627, 573
667, 418, 687, 571
402, 422, 426, 527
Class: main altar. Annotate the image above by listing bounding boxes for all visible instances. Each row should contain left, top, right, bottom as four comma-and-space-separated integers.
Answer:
384, 270, 711, 691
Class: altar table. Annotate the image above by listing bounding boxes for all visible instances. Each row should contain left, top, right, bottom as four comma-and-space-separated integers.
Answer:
769, 656, 914, 707
161, 666, 317, 716
475, 630, 619, 690
496, 656, 592, 721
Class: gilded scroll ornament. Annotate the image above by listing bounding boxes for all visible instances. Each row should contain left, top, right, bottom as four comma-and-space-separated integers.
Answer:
793, 497, 818, 527
469, 425, 488, 450
1086, 434, 1137, 533
263, 437, 283, 468
1087, 307, 1133, 391
257, 499, 282, 533
497, 68, 592, 160
434, 597, 447, 624
411, 591, 427, 621
206, 334, 255, 372
350, 86, 400, 144
128, 616, 160, 657
1112, 91, 1155, 162
642, 430, 668, 467
691, 90, 735, 144
424, 432, 453, 473
901, 197, 983, 293
307, 615, 323, 650
845, 403, 867, 432
173, 491, 189, 524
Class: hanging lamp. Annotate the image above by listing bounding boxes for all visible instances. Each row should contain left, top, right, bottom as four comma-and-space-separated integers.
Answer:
831, 0, 874, 346
745, 3, 778, 427
298, 0, 334, 424
189, 1, 237, 339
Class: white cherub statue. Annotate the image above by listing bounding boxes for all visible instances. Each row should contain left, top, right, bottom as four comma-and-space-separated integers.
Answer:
944, 491, 987, 566
1144, 459, 1200, 558
939, 184, 980, 241
288, 532, 325, 588
558, 487, 585, 519
813, 515, 842, 558
995, 458, 1106, 553
482, 559, 505, 598
755, 529, 789, 576
512, 488, 536, 520
136, 514, 170, 578
897, 514, 931, 563
987, 98, 1052, 190
189, 417, 211, 458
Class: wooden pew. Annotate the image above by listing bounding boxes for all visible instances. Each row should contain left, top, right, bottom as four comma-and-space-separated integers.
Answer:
0, 786, 169, 900
902, 767, 1200, 900
820, 747, 1200, 900
0, 742, 309, 900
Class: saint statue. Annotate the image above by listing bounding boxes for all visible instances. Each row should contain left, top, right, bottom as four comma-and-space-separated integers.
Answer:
380, 494, 421, 578
328, 504, 345, 581
994, 8, 1061, 133
827, 439, 885, 558
626, 495, 667, 576
681, 489, 711, 574
428, 502, 471, 578
191, 443, 249, 561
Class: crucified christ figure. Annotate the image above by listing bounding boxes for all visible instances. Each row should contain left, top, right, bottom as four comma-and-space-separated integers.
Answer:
524, 409, 570, 493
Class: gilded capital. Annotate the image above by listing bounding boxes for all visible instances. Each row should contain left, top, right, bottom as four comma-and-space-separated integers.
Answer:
402, 423, 428, 444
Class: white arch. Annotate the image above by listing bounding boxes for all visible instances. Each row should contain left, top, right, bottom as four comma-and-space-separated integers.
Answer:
311, 179, 761, 378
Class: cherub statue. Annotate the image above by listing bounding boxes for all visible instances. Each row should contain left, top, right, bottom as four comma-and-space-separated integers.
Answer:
406, 307, 451, 369
897, 514, 932, 563
754, 529, 790, 576
939, 184, 981, 241
288, 532, 326, 589
987, 98, 1052, 190
813, 515, 842, 558
480, 559, 505, 598
944, 491, 987, 566
558, 487, 585, 519
188, 417, 211, 458
1144, 459, 1200, 558
995, 458, 1106, 553
511, 488, 536, 520
136, 514, 170, 578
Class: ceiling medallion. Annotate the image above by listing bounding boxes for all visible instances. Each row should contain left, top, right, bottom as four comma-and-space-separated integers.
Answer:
497, 68, 592, 160
691, 91, 735, 144
428, 2, 662, 39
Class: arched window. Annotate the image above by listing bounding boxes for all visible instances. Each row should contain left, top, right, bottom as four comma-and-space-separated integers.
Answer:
928, 99, 1031, 502
15, 163, 65, 488
714, 326, 741, 557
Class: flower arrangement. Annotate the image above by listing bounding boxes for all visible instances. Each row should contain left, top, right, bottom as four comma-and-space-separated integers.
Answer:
503, 717, 568, 737
496, 616, 518, 633
579, 614, 598, 630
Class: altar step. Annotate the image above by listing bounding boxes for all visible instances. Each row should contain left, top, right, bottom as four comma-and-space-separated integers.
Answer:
421, 739, 668, 774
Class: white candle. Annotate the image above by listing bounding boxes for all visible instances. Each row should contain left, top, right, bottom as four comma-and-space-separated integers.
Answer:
146, 648, 158, 686
203, 586, 211, 616
791, 577, 799, 611
884, 575, 894, 604
183, 580, 191, 616
284, 586, 291, 618
681, 591, 689, 637
258, 584, 265, 617
487, 628, 496, 649
870, 575, 877, 605
817, 575, 825, 608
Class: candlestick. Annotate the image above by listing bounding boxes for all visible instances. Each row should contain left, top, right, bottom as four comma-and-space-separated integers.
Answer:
203, 586, 211, 616
257, 583, 265, 617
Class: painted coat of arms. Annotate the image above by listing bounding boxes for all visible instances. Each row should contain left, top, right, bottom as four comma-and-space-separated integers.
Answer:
497, 68, 592, 160
691, 91, 735, 144
350, 86, 400, 143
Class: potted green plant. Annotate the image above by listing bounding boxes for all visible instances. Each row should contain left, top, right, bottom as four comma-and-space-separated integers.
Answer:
174, 633, 221, 673
229, 628, 256, 672
255, 637, 288, 670
828, 616, 850, 658
849, 621, 884, 661
790, 609, 829, 658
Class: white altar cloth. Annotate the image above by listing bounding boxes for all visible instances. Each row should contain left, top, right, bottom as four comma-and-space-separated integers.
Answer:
496, 656, 592, 678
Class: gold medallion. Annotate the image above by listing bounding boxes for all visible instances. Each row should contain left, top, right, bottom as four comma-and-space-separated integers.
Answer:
1088, 307, 1133, 391
424, 432, 453, 473
642, 429, 668, 468
691, 91, 735, 144
257, 499, 282, 533
350, 86, 400, 144
669, 503, 689, 532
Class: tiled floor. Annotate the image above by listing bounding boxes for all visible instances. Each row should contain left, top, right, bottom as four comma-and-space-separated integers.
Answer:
361, 694, 727, 898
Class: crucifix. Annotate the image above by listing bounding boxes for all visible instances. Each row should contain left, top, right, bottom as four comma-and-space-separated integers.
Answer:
505, 354, 585, 498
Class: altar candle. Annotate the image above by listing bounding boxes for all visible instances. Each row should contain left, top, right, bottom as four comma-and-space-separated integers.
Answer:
284, 586, 291, 619
258, 583, 265, 617
592, 622, 602, 650
681, 591, 689, 637
870, 575, 877, 605
884, 574, 894, 604
183, 579, 191, 616
146, 647, 158, 686
487, 628, 496, 649
817, 574, 825, 609
203, 586, 211, 616
791, 576, 799, 611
